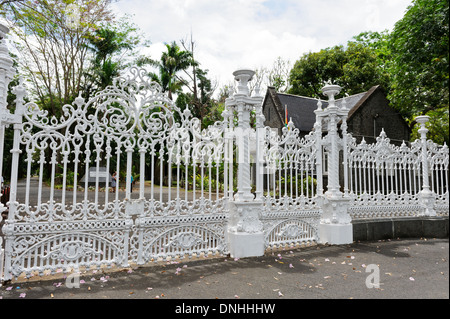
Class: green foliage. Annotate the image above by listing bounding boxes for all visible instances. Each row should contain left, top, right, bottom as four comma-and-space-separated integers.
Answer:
54, 164, 78, 188
137, 41, 193, 100
172, 161, 233, 193
352, 2, 449, 144
176, 70, 223, 129
1, 0, 116, 111
83, 16, 144, 99
278, 174, 317, 198
288, 46, 346, 98
388, 0, 449, 116
410, 107, 449, 145
288, 42, 389, 99
388, 0, 449, 144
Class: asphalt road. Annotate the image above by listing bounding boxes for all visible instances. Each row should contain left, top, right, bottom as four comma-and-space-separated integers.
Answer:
1, 238, 448, 302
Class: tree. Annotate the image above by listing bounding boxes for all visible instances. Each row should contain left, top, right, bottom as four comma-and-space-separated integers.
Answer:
352, 30, 392, 71
388, 0, 449, 144
177, 34, 218, 126
138, 41, 192, 100
140, 35, 219, 128
1, 1, 145, 181
267, 57, 292, 93
288, 42, 389, 99
0, 0, 115, 115
288, 46, 346, 98
84, 16, 144, 97
175, 67, 217, 126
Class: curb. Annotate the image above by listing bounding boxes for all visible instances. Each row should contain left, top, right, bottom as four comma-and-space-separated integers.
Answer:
352, 216, 449, 241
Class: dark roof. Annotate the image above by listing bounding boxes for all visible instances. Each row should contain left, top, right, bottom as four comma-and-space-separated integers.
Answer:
264, 86, 378, 132
278, 94, 318, 132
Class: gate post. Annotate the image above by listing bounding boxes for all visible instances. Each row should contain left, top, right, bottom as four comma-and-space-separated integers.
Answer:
225, 69, 265, 258
416, 115, 436, 216
0, 22, 19, 283
0, 23, 16, 222
315, 83, 353, 245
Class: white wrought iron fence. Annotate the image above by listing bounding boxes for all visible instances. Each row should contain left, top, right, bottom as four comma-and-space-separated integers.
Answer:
259, 123, 321, 249
428, 140, 449, 215
0, 24, 448, 283
345, 131, 424, 218
345, 121, 449, 220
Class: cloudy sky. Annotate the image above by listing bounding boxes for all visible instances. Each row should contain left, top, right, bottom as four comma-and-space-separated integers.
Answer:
112, 0, 412, 90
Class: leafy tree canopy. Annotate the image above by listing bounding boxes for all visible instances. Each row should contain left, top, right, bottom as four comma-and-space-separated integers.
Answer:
388, 0, 449, 144
288, 41, 389, 99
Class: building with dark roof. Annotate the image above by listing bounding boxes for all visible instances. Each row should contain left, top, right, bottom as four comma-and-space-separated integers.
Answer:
262, 85, 411, 145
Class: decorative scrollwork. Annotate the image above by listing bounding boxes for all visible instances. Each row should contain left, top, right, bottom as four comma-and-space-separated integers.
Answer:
277, 224, 308, 239
165, 232, 207, 250
43, 240, 102, 261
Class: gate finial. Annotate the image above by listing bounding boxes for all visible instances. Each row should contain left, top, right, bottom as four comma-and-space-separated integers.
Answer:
321, 82, 341, 109
233, 69, 255, 96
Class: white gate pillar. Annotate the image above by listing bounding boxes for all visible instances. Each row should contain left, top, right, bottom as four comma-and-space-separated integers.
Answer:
416, 115, 436, 216
0, 22, 25, 282
0, 23, 16, 221
315, 83, 353, 245
225, 69, 265, 258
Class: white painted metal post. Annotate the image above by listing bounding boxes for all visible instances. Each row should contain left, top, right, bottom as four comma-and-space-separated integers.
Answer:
233, 69, 254, 202
314, 100, 324, 196
341, 100, 350, 197
322, 84, 342, 198
0, 32, 25, 281
416, 115, 436, 216
0, 23, 16, 223
221, 103, 233, 200
253, 84, 264, 201
316, 83, 353, 245
7, 81, 26, 221
227, 106, 234, 199
226, 68, 265, 258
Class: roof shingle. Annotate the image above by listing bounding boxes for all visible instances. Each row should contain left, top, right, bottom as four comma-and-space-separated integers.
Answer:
266, 86, 377, 132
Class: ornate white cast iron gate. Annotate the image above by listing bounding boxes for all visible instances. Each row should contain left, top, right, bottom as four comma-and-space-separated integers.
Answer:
259, 123, 321, 249
1, 68, 231, 280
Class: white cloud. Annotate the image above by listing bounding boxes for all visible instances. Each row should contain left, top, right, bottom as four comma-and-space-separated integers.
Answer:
111, 0, 412, 91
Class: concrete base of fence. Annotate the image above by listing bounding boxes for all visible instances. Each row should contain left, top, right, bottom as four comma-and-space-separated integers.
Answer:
226, 200, 266, 258
227, 231, 265, 259
352, 216, 449, 242
318, 223, 353, 245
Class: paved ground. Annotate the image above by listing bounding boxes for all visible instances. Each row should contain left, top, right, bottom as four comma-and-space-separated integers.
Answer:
1, 238, 448, 302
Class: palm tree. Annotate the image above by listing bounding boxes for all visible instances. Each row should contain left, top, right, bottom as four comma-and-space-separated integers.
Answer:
138, 41, 193, 100
83, 24, 139, 101
88, 28, 134, 89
